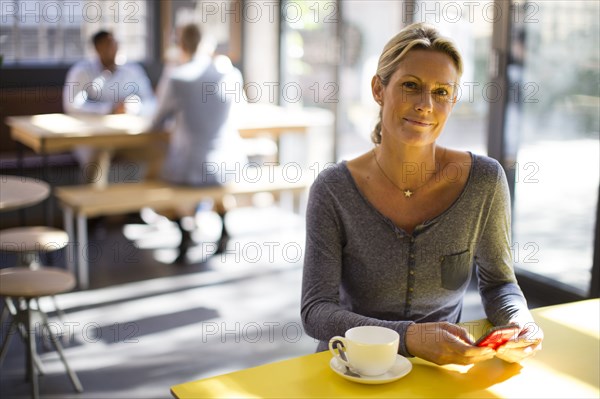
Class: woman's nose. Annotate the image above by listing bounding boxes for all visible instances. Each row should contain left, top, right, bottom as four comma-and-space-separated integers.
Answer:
414, 91, 433, 113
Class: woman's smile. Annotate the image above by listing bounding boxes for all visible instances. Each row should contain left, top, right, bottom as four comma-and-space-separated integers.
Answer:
402, 117, 435, 127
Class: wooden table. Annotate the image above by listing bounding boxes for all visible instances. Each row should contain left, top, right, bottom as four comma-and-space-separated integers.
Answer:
6, 113, 166, 155
171, 299, 600, 399
6, 114, 169, 189
6, 105, 333, 150
5, 105, 334, 187
234, 103, 333, 139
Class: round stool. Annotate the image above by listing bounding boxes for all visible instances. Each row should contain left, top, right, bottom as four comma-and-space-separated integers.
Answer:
0, 227, 71, 322
0, 267, 75, 296
0, 267, 83, 398
0, 227, 69, 267
0, 175, 50, 212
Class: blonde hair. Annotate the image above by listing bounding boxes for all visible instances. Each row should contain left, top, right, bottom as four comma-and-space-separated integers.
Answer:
371, 22, 463, 144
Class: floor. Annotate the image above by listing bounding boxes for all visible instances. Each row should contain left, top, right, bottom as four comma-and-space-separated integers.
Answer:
0, 204, 492, 399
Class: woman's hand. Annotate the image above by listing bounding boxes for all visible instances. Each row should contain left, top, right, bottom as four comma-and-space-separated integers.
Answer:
405, 322, 496, 365
495, 322, 544, 363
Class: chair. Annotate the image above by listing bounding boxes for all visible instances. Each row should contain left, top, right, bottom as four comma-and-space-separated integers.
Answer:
0, 267, 83, 399
0, 226, 70, 320
0, 226, 69, 268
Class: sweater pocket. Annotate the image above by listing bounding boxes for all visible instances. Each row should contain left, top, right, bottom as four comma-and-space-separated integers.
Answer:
440, 250, 472, 290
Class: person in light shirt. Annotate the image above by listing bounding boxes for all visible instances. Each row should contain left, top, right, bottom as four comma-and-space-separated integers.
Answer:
63, 30, 156, 116
301, 22, 544, 366
150, 23, 247, 263
63, 30, 158, 182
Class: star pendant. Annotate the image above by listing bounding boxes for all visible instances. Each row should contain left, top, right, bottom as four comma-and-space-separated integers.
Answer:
403, 189, 413, 198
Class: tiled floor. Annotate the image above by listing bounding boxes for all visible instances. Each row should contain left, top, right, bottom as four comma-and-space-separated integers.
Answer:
0, 205, 491, 398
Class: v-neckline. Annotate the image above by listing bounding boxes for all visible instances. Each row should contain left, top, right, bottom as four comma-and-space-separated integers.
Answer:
340, 152, 475, 236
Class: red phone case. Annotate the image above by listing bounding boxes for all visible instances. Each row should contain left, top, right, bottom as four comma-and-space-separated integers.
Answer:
474, 325, 519, 350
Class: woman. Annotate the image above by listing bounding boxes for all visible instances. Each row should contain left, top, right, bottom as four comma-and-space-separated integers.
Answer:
301, 22, 543, 366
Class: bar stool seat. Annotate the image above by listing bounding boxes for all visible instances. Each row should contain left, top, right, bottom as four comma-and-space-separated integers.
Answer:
0, 227, 71, 321
0, 227, 69, 253
0, 267, 83, 398
0, 267, 75, 297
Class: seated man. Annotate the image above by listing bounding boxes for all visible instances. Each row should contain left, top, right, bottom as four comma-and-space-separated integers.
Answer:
151, 23, 247, 263
63, 30, 155, 115
63, 30, 158, 181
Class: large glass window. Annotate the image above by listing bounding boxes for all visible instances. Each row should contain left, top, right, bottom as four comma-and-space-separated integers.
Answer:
279, 0, 338, 166
0, 0, 149, 64
280, 0, 338, 110
165, 0, 240, 63
336, 1, 493, 161
411, 0, 493, 156
336, 0, 403, 159
509, 0, 599, 295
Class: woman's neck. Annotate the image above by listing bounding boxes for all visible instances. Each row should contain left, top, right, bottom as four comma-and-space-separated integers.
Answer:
375, 143, 442, 190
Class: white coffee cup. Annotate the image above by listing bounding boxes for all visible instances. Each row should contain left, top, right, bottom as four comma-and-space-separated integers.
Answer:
328, 326, 400, 377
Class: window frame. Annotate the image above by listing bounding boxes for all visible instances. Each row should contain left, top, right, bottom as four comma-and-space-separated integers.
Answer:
487, 0, 598, 301
0, 1, 163, 88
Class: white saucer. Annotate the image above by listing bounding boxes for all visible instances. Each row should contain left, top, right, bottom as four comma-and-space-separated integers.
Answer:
329, 355, 413, 385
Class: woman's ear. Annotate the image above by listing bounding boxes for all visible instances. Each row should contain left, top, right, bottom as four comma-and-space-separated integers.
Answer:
371, 75, 384, 105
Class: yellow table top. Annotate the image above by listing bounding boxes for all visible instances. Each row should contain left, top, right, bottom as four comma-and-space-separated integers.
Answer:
171, 299, 599, 398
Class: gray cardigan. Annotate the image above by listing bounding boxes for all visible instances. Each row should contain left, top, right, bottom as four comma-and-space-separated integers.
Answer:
301, 154, 531, 357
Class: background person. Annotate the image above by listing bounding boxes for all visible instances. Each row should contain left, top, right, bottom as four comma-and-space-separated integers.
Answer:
150, 23, 247, 264
301, 22, 543, 366
63, 30, 156, 116
63, 30, 158, 183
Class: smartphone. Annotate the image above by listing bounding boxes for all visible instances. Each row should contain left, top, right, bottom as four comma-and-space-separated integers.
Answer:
474, 324, 520, 350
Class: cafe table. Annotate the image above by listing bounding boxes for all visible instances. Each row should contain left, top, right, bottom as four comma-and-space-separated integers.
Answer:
170, 298, 599, 398
5, 104, 333, 188
5, 113, 168, 189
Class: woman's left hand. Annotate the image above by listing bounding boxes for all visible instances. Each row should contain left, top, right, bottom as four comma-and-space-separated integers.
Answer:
495, 322, 544, 363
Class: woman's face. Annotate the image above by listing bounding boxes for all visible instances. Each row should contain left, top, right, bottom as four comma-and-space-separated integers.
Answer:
372, 49, 459, 148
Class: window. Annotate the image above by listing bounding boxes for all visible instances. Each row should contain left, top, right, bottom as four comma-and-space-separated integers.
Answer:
164, 0, 241, 65
411, 0, 493, 156
279, 0, 338, 166
0, 0, 150, 64
280, 0, 338, 110
509, 0, 599, 296
336, 0, 403, 160
331, 0, 493, 160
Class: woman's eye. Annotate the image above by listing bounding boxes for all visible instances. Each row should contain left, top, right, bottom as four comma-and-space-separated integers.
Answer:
433, 88, 454, 102
402, 82, 419, 90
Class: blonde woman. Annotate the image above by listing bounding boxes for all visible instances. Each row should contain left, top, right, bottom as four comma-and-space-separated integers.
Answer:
301, 23, 543, 366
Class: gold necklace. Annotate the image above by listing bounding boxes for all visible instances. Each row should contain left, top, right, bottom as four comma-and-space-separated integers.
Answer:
372, 149, 439, 198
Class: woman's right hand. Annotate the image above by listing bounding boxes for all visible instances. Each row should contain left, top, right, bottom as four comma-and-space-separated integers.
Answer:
405, 322, 496, 365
